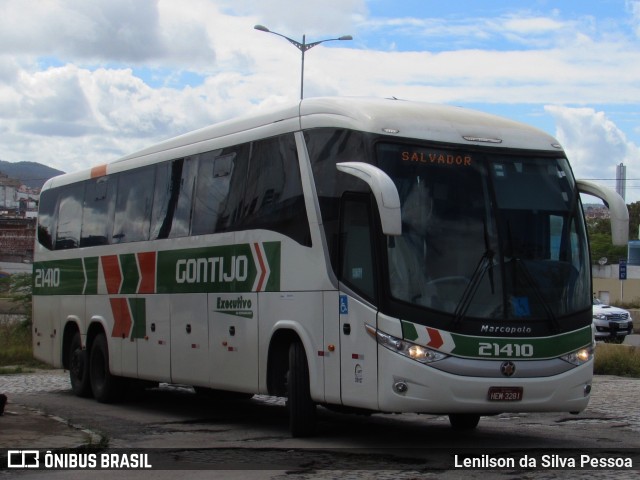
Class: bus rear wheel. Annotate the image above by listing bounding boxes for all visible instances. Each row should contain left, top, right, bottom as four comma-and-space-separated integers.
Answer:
69, 331, 92, 398
448, 413, 480, 430
287, 340, 316, 437
90, 333, 122, 403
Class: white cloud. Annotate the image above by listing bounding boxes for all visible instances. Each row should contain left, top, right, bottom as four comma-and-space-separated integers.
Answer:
0, 0, 215, 66
219, 0, 367, 36
628, 0, 640, 36
0, 0, 639, 187
545, 105, 640, 201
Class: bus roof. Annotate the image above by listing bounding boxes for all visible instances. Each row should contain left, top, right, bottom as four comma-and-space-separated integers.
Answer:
42, 97, 563, 190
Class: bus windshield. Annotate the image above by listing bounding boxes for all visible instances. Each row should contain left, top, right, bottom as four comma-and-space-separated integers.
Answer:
378, 143, 591, 323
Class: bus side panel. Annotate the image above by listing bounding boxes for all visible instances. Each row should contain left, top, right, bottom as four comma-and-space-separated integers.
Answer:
339, 295, 379, 411
322, 291, 341, 404
170, 293, 209, 386
32, 295, 60, 367
59, 294, 85, 361
258, 291, 325, 402
86, 295, 122, 375
208, 292, 258, 393
137, 295, 171, 382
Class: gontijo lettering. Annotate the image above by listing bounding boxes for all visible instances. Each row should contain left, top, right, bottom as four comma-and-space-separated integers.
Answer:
176, 255, 249, 284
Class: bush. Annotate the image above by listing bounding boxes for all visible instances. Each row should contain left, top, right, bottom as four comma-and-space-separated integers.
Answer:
0, 273, 32, 316
594, 343, 640, 377
0, 273, 39, 368
0, 318, 38, 367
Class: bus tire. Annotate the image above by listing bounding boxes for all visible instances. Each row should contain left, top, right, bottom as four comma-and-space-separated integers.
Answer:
69, 331, 92, 398
287, 340, 316, 437
449, 413, 480, 430
90, 333, 122, 403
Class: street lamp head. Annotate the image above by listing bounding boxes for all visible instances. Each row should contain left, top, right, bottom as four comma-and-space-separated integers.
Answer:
253, 25, 352, 99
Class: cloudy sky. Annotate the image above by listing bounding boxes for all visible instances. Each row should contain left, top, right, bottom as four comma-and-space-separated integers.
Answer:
1, 0, 639, 201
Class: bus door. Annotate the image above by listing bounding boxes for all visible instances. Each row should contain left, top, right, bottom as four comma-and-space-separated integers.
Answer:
337, 195, 379, 410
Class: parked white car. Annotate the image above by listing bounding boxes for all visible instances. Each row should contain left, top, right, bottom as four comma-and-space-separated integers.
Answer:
592, 298, 634, 342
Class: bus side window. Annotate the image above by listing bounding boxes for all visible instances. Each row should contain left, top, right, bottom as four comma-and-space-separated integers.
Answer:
190, 151, 234, 236
55, 183, 85, 250
233, 134, 311, 246
112, 166, 155, 243
37, 188, 60, 250
151, 159, 183, 240
339, 195, 376, 300
80, 176, 115, 247
168, 156, 198, 239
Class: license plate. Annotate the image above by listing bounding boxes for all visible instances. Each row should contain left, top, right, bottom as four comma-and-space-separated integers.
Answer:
488, 386, 523, 402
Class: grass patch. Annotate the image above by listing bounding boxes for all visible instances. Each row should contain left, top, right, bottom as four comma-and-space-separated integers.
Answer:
0, 319, 48, 370
594, 342, 640, 377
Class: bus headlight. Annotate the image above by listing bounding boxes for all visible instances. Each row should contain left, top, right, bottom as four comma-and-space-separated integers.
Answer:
365, 324, 447, 364
561, 345, 594, 366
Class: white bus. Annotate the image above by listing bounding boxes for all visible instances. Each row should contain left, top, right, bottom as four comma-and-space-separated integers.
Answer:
33, 97, 628, 436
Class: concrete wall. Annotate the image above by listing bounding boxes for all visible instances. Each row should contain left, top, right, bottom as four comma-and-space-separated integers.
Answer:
593, 264, 640, 305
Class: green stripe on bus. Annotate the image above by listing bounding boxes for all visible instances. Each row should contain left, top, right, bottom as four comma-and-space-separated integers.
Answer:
83, 257, 99, 294
33, 259, 85, 295
119, 253, 139, 294
156, 242, 280, 294
129, 298, 146, 339
400, 319, 592, 360
449, 326, 592, 360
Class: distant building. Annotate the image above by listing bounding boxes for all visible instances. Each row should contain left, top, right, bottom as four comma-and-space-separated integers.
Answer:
0, 173, 21, 213
0, 172, 40, 262
0, 217, 35, 263
616, 163, 626, 201
583, 203, 610, 219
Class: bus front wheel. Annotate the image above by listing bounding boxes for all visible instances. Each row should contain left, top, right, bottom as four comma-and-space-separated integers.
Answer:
287, 341, 316, 437
449, 413, 480, 430
90, 333, 122, 403
69, 331, 92, 398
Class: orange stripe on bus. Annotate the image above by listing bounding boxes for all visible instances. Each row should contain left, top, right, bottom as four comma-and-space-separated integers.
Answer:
110, 298, 132, 339
137, 251, 156, 294
91, 164, 108, 178
101, 255, 122, 295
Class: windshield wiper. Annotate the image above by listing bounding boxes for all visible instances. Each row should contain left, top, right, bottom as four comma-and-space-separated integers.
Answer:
453, 220, 495, 329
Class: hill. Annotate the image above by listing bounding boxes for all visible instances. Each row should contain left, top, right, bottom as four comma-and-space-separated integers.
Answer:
0, 161, 64, 189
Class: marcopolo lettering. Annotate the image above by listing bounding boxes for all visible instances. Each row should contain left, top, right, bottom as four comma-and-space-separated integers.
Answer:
176, 255, 249, 284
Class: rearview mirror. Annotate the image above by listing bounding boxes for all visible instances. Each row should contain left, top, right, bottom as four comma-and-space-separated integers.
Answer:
577, 179, 629, 246
336, 162, 401, 236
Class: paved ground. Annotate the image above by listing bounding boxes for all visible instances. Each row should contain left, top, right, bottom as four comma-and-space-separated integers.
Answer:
3, 369, 640, 430
1, 369, 639, 479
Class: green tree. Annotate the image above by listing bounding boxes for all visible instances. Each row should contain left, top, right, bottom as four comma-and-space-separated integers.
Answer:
586, 217, 627, 265
627, 201, 640, 241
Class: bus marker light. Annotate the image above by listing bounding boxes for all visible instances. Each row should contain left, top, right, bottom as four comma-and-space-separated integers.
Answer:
393, 381, 408, 394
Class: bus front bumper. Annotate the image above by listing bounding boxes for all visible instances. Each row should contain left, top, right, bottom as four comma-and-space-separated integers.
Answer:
377, 346, 592, 415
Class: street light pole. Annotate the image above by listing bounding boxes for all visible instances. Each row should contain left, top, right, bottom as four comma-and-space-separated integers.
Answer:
254, 25, 352, 100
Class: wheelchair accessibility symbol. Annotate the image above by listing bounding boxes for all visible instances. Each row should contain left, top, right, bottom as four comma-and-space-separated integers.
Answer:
339, 295, 349, 315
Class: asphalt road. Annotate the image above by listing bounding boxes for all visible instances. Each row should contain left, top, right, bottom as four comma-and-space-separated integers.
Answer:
2, 370, 640, 478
